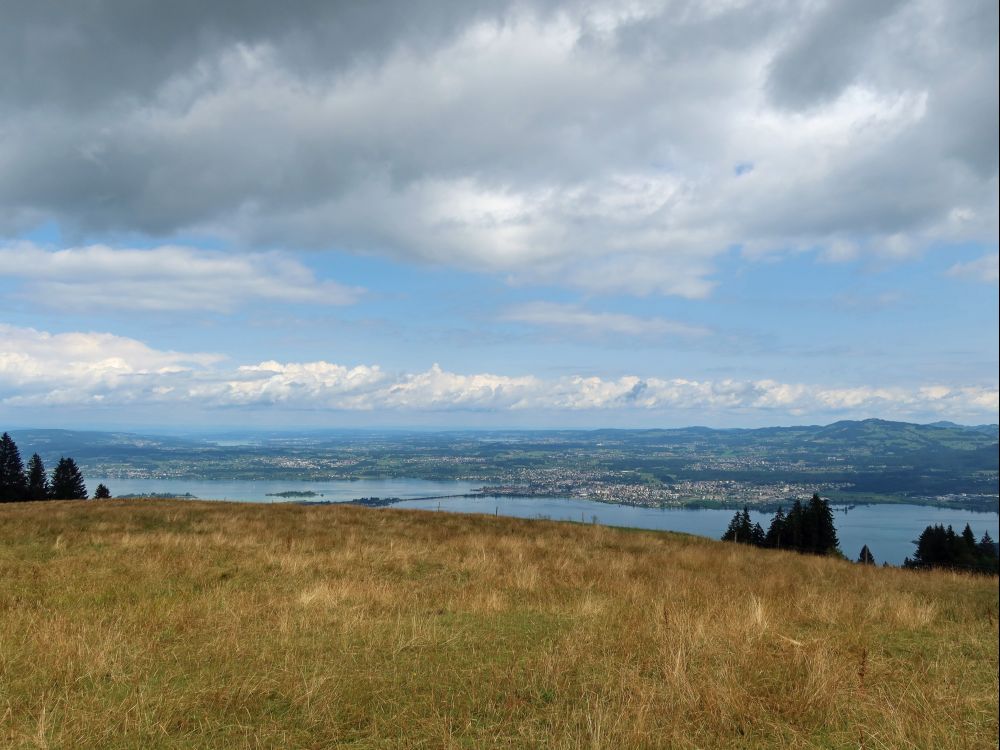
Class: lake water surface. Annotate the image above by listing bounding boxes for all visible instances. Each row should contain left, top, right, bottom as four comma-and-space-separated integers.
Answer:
394, 495, 999, 567
95, 477, 481, 503
91, 478, 998, 566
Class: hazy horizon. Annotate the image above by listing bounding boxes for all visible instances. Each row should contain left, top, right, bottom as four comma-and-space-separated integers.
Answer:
6, 416, 998, 437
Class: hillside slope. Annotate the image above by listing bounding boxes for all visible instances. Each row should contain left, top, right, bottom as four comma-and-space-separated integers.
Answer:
0, 500, 997, 748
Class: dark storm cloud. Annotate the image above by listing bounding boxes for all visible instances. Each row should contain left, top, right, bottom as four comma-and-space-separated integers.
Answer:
766, 0, 909, 109
0, 0, 519, 109
0, 0, 996, 295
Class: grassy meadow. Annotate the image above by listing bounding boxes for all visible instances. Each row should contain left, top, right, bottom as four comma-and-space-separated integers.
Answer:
0, 499, 997, 749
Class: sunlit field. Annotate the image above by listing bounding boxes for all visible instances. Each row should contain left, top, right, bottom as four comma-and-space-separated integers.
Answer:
1, 499, 997, 749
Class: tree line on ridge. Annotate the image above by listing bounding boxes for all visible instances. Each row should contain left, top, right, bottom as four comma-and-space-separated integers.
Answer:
0, 432, 109, 502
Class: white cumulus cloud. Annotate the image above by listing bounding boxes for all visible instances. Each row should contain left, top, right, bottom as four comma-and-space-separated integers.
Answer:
0, 243, 362, 311
0, 325, 995, 421
0, 323, 220, 406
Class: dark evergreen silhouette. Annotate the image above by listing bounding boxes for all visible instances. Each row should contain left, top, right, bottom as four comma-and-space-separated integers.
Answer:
977, 532, 998, 563
722, 509, 743, 543
904, 523, 998, 573
806, 493, 839, 555
0, 431, 99, 504
0, 432, 28, 502
721, 506, 757, 544
961, 523, 977, 550
721, 493, 842, 558
26, 453, 49, 500
785, 499, 805, 552
50, 457, 88, 500
721, 512, 738, 542
857, 545, 876, 565
764, 506, 786, 548
93, 483, 112, 499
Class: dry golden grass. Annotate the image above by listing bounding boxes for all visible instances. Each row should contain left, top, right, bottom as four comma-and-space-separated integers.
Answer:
0, 499, 997, 749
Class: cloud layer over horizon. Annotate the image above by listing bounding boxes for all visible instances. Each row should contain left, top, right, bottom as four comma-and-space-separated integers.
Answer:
1, 324, 995, 424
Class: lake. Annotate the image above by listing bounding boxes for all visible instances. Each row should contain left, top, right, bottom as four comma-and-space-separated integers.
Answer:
94, 477, 482, 503
90, 477, 999, 566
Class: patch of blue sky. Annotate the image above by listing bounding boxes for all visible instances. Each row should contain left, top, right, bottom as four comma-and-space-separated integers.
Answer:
3, 221, 996, 396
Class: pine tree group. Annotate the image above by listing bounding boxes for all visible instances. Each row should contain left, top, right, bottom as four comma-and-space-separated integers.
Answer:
721, 506, 765, 546
904, 523, 998, 574
0, 433, 98, 502
721, 493, 841, 557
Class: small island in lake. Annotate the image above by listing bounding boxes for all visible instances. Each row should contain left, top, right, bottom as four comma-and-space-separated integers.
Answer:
265, 490, 322, 498
348, 496, 402, 507
295, 496, 401, 506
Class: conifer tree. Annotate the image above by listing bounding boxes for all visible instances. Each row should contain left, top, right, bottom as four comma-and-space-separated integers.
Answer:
739, 506, 753, 542
937, 525, 956, 564
751, 522, 766, 547
764, 506, 785, 548
50, 457, 88, 500
961, 523, 977, 551
944, 524, 966, 565
814, 494, 840, 554
93, 483, 111, 499
721, 507, 758, 545
906, 524, 998, 572
721, 510, 743, 542
756, 498, 840, 557
912, 524, 946, 567
857, 545, 875, 565
953, 523, 978, 568
803, 493, 823, 553
26, 453, 49, 500
785, 500, 805, 552
0, 432, 28, 502
977, 532, 998, 561
976, 532, 999, 574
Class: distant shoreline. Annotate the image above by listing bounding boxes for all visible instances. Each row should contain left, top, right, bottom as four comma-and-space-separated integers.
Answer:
294, 492, 1000, 515
90, 480, 1000, 514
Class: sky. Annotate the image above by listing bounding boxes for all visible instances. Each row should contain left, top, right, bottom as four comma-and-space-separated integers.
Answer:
0, 0, 997, 430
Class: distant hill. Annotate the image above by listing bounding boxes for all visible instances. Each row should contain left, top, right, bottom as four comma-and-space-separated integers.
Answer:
6, 420, 997, 509
9, 419, 999, 470
811, 418, 998, 451
8, 428, 219, 467
10, 428, 202, 452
